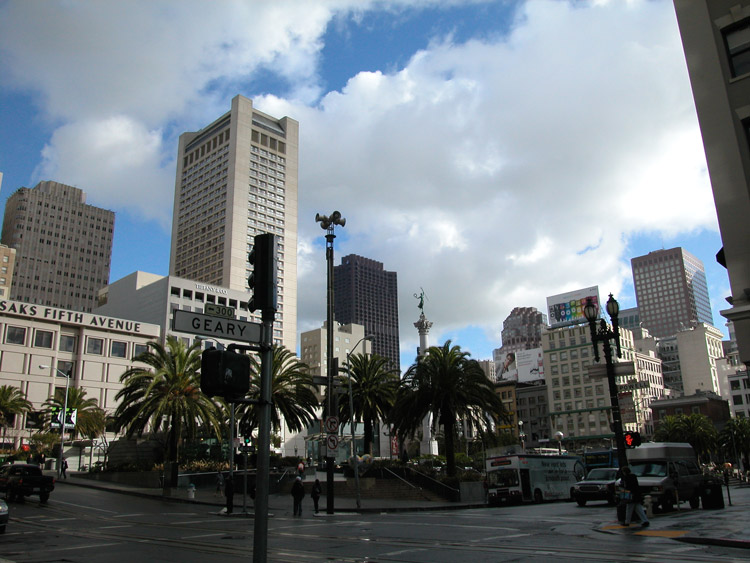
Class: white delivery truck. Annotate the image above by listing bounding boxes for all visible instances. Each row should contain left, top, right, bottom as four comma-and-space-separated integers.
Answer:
486, 453, 585, 504
626, 442, 703, 511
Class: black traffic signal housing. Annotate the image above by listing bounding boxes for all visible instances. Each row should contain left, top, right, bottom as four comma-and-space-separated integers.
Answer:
624, 431, 642, 448
247, 233, 277, 313
200, 348, 251, 399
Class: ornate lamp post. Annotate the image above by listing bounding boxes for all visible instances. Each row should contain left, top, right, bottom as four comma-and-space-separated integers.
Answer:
518, 420, 526, 453
315, 210, 346, 514
583, 294, 628, 469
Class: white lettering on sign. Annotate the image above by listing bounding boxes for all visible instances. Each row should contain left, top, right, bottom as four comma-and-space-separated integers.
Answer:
195, 283, 229, 295
172, 310, 262, 344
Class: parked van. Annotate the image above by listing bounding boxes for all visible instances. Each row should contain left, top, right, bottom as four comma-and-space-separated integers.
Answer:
626, 442, 702, 511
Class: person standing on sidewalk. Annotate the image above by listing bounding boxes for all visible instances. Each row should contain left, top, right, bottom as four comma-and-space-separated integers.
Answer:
215, 472, 224, 497
291, 476, 305, 516
225, 474, 234, 514
61, 458, 68, 479
311, 478, 322, 514
621, 466, 649, 527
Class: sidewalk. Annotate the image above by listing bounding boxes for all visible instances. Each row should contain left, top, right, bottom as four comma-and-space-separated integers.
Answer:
596, 483, 750, 549
53, 470, 483, 515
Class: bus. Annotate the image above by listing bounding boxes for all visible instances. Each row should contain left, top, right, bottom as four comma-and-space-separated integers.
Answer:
582, 449, 618, 472
486, 453, 585, 504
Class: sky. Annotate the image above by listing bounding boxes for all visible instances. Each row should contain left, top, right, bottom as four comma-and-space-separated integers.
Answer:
0, 0, 729, 371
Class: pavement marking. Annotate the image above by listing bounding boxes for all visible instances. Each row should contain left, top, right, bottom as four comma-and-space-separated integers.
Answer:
190, 532, 227, 538
636, 530, 690, 538
51, 499, 118, 514
99, 525, 133, 529
113, 513, 145, 518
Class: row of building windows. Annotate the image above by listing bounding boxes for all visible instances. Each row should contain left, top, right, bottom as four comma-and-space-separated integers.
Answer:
4, 325, 148, 360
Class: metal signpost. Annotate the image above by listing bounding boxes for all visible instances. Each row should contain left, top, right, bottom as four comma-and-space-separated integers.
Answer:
172, 310, 261, 343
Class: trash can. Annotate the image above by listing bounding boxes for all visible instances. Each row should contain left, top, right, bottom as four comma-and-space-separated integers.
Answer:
187, 483, 196, 499
700, 479, 724, 510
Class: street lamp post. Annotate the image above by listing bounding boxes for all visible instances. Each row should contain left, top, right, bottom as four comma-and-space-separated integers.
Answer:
519, 420, 526, 453
583, 294, 628, 470
346, 335, 373, 510
315, 210, 346, 514
40, 365, 71, 477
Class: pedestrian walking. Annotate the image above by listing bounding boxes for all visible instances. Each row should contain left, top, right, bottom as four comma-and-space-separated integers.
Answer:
291, 476, 305, 516
215, 471, 225, 497
61, 458, 68, 479
311, 478, 322, 513
621, 466, 649, 527
225, 474, 234, 514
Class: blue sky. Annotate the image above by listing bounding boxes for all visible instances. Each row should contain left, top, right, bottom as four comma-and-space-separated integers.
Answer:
0, 1, 730, 371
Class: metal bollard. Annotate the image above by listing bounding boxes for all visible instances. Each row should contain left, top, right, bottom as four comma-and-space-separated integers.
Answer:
187, 483, 196, 499
643, 495, 653, 518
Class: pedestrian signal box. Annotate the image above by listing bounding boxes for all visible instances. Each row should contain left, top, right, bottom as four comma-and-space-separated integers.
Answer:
200, 348, 251, 399
624, 431, 641, 448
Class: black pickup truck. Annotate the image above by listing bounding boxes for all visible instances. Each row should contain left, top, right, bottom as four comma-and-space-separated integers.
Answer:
0, 463, 55, 502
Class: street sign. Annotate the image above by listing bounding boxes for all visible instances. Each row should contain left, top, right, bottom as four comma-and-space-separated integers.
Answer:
172, 310, 262, 343
587, 361, 635, 379
205, 303, 236, 319
326, 434, 339, 456
324, 416, 339, 434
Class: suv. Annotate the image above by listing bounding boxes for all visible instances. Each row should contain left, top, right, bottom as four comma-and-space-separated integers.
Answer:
572, 467, 618, 506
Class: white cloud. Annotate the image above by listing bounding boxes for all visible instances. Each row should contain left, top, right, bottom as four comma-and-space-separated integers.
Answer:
0, 0, 719, 362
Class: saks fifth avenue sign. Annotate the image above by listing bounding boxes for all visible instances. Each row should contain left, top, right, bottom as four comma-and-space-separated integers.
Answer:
0, 300, 157, 336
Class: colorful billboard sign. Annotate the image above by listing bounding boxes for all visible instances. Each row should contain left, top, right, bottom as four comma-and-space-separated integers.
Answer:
546, 286, 600, 328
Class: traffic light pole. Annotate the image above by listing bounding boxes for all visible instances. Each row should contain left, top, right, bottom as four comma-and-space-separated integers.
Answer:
253, 309, 274, 563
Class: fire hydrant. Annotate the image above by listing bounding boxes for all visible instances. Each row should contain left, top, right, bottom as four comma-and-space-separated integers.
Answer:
187, 483, 196, 499
643, 494, 653, 518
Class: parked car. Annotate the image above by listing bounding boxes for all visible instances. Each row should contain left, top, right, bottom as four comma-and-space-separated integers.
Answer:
0, 463, 55, 503
572, 467, 619, 506
0, 499, 7, 533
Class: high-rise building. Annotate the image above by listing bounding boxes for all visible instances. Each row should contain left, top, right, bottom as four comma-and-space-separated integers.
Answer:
1, 181, 114, 312
0, 245, 16, 300
631, 247, 713, 339
493, 306, 547, 374
169, 95, 298, 351
673, 1, 750, 365
334, 254, 400, 372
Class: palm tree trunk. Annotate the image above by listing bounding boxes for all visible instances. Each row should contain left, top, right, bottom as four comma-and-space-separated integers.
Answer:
364, 419, 373, 455
169, 419, 180, 488
443, 413, 456, 477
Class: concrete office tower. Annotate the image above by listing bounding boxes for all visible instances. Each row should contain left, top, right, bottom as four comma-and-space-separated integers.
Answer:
631, 248, 713, 339
493, 307, 547, 373
1, 181, 114, 312
673, 1, 750, 365
0, 245, 16, 300
169, 95, 298, 351
334, 254, 400, 372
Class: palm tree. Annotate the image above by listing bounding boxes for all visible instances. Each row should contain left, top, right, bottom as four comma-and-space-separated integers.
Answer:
390, 341, 508, 477
719, 417, 750, 470
43, 387, 106, 440
654, 413, 718, 463
114, 336, 223, 488
336, 352, 399, 455
0, 386, 32, 448
236, 345, 318, 438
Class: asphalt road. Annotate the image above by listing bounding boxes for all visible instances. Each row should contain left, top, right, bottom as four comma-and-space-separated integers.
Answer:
0, 486, 748, 562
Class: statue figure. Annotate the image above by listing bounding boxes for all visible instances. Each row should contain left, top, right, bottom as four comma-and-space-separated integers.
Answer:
414, 288, 426, 314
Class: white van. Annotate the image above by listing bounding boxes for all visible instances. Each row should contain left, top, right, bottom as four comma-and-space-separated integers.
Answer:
626, 442, 702, 511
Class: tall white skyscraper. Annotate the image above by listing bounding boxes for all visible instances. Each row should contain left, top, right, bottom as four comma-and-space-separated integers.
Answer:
169, 95, 298, 351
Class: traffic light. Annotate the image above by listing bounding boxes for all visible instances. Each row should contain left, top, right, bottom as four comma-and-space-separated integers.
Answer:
624, 431, 642, 448
200, 348, 251, 398
247, 233, 277, 312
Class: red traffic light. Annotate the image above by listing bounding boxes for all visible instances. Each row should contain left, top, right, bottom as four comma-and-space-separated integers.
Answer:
624, 431, 641, 448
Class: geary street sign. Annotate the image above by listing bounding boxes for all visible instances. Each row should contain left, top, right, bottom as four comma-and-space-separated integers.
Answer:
172, 309, 262, 343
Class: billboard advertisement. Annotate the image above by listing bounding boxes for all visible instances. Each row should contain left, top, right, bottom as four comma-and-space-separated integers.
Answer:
546, 286, 600, 328
497, 348, 544, 382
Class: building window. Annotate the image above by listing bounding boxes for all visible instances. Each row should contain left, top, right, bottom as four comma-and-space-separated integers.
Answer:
59, 334, 77, 352
5, 326, 26, 345
111, 341, 127, 358
725, 19, 750, 78
34, 329, 54, 348
57, 360, 74, 376
86, 337, 104, 355
133, 343, 149, 359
